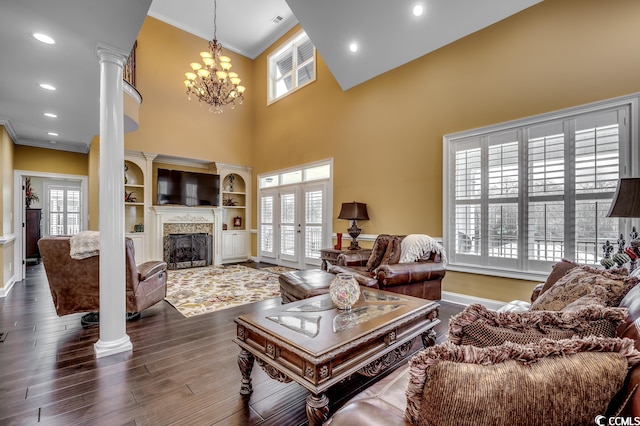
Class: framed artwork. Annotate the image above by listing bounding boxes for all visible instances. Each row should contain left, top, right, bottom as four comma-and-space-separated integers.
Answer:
233, 216, 242, 227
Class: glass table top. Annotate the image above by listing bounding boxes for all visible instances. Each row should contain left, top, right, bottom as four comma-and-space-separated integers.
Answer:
266, 290, 409, 336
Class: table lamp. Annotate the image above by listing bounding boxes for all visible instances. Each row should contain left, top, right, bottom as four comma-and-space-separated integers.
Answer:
338, 202, 369, 250
607, 177, 640, 270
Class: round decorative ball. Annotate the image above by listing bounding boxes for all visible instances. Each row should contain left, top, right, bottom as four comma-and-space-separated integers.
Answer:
329, 273, 360, 310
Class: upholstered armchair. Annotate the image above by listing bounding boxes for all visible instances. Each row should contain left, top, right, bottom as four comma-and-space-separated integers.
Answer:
38, 235, 168, 326
327, 234, 446, 300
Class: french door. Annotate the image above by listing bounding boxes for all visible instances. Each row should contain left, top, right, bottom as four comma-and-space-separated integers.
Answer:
260, 182, 328, 269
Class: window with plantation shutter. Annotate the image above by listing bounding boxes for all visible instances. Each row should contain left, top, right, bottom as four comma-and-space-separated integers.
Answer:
280, 192, 296, 257
305, 189, 323, 259
268, 31, 316, 104
444, 94, 637, 280
47, 183, 81, 236
260, 194, 274, 257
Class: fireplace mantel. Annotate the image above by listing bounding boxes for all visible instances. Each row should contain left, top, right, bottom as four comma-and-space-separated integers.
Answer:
150, 206, 223, 266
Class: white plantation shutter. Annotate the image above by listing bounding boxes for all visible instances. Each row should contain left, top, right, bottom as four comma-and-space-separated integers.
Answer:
572, 109, 623, 263
268, 31, 316, 103
304, 189, 323, 259
444, 96, 634, 279
280, 192, 296, 258
260, 194, 275, 256
48, 184, 81, 236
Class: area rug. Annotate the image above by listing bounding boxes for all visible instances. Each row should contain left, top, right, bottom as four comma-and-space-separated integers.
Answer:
165, 265, 281, 317
261, 265, 298, 274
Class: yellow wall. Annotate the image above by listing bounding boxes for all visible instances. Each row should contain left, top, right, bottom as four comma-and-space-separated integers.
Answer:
250, 0, 640, 302
13, 145, 88, 175
1, 126, 15, 292
124, 16, 255, 165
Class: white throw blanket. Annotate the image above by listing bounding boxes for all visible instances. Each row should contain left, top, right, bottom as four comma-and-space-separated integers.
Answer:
70, 230, 100, 260
400, 234, 447, 266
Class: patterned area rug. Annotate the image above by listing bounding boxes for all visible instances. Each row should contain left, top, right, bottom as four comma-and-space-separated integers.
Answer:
261, 265, 298, 274
165, 265, 282, 317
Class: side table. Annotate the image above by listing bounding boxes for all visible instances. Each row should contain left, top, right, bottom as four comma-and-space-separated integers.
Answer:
320, 247, 371, 271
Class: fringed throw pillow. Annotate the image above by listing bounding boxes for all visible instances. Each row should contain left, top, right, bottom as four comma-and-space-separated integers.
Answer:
448, 303, 627, 347
530, 265, 638, 311
405, 337, 640, 426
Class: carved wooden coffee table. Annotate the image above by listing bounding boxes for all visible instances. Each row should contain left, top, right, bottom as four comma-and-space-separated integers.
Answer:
233, 288, 440, 426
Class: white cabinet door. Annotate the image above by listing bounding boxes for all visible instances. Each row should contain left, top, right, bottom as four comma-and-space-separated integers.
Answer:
222, 230, 247, 262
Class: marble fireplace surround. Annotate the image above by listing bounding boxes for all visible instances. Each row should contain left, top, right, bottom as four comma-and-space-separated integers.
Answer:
150, 206, 223, 266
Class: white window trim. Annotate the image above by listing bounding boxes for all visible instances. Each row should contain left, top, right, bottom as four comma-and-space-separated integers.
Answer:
267, 30, 316, 105
443, 93, 640, 282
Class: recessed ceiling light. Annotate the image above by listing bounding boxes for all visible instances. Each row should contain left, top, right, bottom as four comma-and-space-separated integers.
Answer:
39, 83, 56, 91
413, 4, 424, 17
47, 132, 59, 137
349, 42, 359, 53
33, 33, 55, 45
44, 112, 57, 118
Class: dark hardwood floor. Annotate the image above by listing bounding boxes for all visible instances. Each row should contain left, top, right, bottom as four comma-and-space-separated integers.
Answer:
0, 262, 463, 425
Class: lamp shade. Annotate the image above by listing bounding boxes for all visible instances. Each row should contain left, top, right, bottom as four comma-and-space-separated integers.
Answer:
338, 202, 369, 221
607, 178, 640, 218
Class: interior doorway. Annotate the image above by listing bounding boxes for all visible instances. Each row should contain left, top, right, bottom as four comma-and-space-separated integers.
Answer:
13, 170, 88, 283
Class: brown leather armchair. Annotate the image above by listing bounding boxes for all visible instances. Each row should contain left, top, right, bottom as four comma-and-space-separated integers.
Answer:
38, 236, 168, 325
327, 234, 445, 300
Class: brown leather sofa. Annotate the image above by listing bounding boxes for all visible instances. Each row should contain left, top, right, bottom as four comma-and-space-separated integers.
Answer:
38, 236, 168, 324
326, 273, 640, 425
328, 234, 445, 300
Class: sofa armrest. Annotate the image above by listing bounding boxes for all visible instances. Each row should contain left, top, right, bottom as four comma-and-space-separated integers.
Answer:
337, 250, 371, 267
138, 261, 167, 282
376, 261, 446, 286
327, 265, 379, 288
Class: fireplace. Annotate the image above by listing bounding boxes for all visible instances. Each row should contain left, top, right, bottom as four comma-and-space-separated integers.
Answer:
165, 233, 212, 270
151, 206, 224, 266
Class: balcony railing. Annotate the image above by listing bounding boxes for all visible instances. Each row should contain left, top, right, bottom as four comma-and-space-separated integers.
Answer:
123, 41, 137, 88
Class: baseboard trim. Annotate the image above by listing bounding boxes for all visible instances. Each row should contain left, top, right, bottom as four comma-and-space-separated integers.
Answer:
441, 291, 504, 311
0, 277, 15, 298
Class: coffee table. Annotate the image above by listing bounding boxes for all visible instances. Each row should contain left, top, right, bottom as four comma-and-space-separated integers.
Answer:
233, 288, 440, 426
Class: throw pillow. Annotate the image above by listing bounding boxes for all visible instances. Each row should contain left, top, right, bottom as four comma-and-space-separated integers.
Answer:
530, 265, 638, 311
379, 236, 402, 266
366, 234, 393, 272
538, 258, 578, 295
405, 337, 640, 426
449, 303, 627, 347
561, 285, 609, 312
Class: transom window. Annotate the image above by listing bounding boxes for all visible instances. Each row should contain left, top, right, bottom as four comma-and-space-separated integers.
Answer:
267, 31, 316, 104
444, 94, 639, 281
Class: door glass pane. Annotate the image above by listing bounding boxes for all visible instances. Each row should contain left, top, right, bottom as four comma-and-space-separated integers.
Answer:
281, 193, 296, 257
305, 190, 323, 259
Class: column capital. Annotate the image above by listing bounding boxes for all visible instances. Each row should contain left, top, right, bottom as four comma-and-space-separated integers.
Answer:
96, 43, 129, 67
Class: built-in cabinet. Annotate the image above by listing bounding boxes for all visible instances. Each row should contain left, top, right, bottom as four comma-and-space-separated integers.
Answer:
124, 151, 157, 263
217, 164, 252, 263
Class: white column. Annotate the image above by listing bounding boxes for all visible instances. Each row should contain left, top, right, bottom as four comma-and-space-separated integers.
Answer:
94, 45, 132, 358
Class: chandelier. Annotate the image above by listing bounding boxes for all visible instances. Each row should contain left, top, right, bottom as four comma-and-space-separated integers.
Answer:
183, 0, 246, 113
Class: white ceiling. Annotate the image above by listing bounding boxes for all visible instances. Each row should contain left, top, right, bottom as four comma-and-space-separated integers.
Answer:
0, 0, 542, 154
